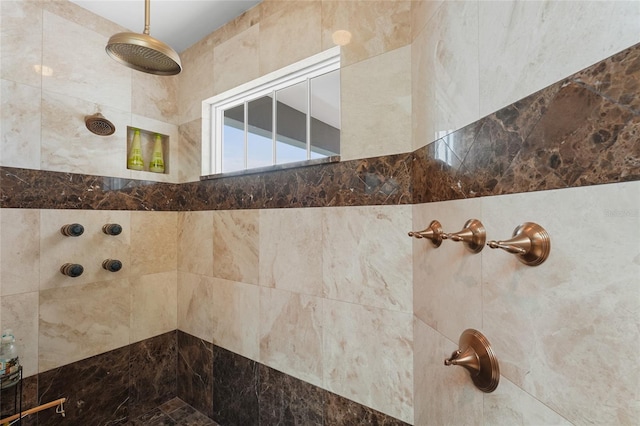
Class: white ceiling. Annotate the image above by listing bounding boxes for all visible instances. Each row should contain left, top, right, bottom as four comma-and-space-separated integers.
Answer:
69, 0, 262, 53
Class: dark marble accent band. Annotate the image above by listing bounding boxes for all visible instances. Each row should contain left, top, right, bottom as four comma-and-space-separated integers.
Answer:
0, 332, 177, 425
0, 331, 408, 425
413, 42, 640, 203
129, 332, 177, 418
177, 331, 214, 418
212, 346, 258, 426
177, 330, 409, 426
37, 345, 130, 425
2, 44, 639, 212
258, 365, 324, 426
0, 153, 412, 211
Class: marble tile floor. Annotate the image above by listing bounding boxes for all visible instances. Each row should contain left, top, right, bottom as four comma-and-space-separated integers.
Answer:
127, 397, 219, 426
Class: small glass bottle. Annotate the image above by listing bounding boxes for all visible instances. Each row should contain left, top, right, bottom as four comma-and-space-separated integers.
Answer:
149, 134, 165, 173
127, 129, 144, 171
0, 329, 20, 382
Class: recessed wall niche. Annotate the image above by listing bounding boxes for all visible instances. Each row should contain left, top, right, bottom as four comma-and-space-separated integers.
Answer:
126, 126, 170, 174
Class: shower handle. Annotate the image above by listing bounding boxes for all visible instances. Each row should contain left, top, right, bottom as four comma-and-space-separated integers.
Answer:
444, 329, 499, 393
442, 219, 486, 253
486, 222, 550, 266
408, 220, 443, 247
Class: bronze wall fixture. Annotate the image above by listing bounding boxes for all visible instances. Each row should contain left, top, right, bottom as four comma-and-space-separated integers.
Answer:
408, 220, 443, 247
408, 219, 485, 253
445, 329, 500, 393
487, 222, 551, 266
442, 219, 486, 253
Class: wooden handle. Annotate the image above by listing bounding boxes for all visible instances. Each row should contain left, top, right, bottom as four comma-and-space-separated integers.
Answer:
0, 397, 66, 424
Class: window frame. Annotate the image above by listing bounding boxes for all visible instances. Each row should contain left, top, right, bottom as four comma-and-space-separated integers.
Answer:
201, 46, 341, 177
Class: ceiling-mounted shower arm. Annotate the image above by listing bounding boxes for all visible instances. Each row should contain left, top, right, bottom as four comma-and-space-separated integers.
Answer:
143, 0, 151, 35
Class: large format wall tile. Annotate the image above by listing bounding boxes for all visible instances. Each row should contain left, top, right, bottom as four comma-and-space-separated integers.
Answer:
478, 0, 640, 118
40, 90, 130, 178
0, 80, 41, 169
208, 2, 261, 48
132, 73, 179, 126
482, 181, 640, 424
212, 24, 260, 95
324, 388, 410, 426
411, 0, 479, 150
410, 0, 443, 42
38, 278, 130, 372
484, 377, 571, 425
341, 46, 411, 161
258, 1, 322, 75
213, 345, 259, 426
492, 82, 633, 192
40, 0, 124, 40
177, 331, 412, 426
42, 11, 131, 112
177, 272, 214, 343
129, 331, 177, 418
0, 1, 43, 88
323, 205, 412, 312
178, 34, 215, 125
412, 199, 483, 342
177, 118, 202, 183
321, 0, 412, 67
259, 208, 323, 295
573, 43, 640, 115
37, 346, 130, 426
0, 208, 40, 296
130, 211, 177, 276
211, 278, 260, 361
177, 211, 213, 276
130, 271, 177, 344
213, 209, 259, 285
323, 299, 413, 424
259, 287, 323, 388
177, 330, 214, 418
259, 364, 323, 426
39, 209, 131, 290
413, 317, 482, 425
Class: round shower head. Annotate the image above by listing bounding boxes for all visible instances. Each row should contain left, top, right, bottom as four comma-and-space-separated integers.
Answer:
106, 31, 182, 76
85, 113, 116, 136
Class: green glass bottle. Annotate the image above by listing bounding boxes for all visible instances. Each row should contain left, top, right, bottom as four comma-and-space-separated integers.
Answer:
149, 134, 165, 173
127, 129, 144, 171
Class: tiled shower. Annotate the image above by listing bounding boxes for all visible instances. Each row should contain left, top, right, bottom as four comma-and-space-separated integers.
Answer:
1, 1, 639, 425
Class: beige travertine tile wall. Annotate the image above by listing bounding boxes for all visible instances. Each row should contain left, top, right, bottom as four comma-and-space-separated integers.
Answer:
411, 0, 640, 149
177, 205, 415, 422
413, 181, 640, 425
177, 0, 415, 179
0, 209, 178, 376
1, 1, 639, 425
410, 4, 640, 423
1, 1, 181, 182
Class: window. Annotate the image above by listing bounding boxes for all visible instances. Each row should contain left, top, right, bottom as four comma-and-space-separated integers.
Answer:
202, 46, 341, 176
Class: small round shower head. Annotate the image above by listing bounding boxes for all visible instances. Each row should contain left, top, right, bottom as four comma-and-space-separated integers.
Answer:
105, 32, 181, 76
85, 113, 116, 136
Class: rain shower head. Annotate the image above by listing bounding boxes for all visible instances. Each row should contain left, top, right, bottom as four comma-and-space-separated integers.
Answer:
105, 0, 181, 76
85, 113, 116, 136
